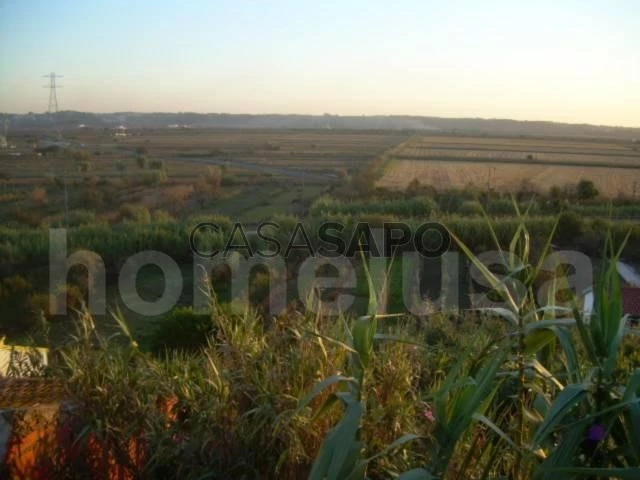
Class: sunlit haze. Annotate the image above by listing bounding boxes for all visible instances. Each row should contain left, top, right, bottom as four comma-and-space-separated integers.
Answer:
0, 0, 638, 126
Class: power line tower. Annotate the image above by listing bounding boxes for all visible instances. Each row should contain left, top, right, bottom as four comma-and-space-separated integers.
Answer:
43, 72, 63, 113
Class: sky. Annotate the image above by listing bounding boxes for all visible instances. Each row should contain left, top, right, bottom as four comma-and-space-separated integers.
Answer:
0, 0, 638, 127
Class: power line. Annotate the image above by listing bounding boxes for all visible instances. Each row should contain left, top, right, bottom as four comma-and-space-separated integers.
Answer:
42, 72, 63, 114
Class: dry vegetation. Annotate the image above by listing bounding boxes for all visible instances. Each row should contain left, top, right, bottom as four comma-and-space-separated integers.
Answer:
378, 135, 640, 197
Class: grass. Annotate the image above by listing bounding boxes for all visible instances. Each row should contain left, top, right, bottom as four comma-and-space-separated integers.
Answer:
8, 214, 640, 479
3, 129, 640, 477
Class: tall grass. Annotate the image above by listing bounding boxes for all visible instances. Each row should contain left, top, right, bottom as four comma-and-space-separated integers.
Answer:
16, 210, 632, 478
297, 209, 640, 479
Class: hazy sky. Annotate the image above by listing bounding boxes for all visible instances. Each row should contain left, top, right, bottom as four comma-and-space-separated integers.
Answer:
0, 0, 638, 126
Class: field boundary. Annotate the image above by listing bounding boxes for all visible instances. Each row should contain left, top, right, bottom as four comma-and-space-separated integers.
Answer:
393, 155, 640, 170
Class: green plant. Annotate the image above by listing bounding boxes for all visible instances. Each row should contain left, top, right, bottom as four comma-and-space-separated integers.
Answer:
147, 307, 215, 354
136, 155, 148, 169
576, 179, 599, 200
119, 204, 151, 223
149, 159, 164, 170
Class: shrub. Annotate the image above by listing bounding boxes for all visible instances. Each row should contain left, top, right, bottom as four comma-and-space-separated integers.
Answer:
163, 185, 194, 206
152, 209, 174, 223
136, 155, 148, 169
205, 166, 222, 189
147, 307, 215, 354
0, 275, 37, 334
149, 159, 164, 170
555, 210, 584, 244
119, 204, 151, 223
458, 200, 483, 216
77, 160, 92, 172
71, 149, 92, 163
141, 170, 167, 185
31, 187, 48, 205
79, 188, 105, 210
116, 160, 126, 172
67, 210, 98, 227
193, 169, 222, 205
576, 179, 599, 200
11, 208, 42, 227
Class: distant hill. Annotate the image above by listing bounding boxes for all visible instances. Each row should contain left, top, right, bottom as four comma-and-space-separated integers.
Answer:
1, 111, 639, 140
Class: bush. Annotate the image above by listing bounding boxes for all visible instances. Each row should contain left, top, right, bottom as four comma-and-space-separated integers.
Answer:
147, 307, 215, 354
71, 149, 92, 163
152, 209, 174, 223
458, 200, 483, 216
149, 159, 164, 170
555, 210, 584, 244
136, 155, 148, 169
119, 204, 151, 223
576, 179, 599, 200
31, 187, 48, 205
0, 275, 37, 334
79, 188, 105, 210
45, 210, 97, 228
141, 170, 167, 185
10, 208, 42, 227
77, 160, 92, 172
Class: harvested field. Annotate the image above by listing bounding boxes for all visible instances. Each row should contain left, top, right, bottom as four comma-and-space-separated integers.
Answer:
378, 159, 640, 197
378, 135, 640, 196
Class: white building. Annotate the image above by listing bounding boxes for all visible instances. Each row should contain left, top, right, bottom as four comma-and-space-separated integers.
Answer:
114, 125, 128, 137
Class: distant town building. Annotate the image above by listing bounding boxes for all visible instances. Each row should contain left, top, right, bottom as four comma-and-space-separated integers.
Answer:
0, 135, 7, 149
114, 125, 128, 137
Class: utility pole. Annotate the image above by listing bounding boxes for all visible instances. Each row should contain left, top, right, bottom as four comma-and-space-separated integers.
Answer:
43, 73, 63, 139
43, 73, 63, 114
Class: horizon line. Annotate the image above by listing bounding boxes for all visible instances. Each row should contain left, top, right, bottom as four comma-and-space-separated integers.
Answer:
2, 110, 639, 131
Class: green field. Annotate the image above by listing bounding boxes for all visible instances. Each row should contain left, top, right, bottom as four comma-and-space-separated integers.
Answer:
2, 127, 640, 479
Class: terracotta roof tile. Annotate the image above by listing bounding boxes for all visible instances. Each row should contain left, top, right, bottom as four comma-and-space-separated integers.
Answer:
0, 378, 70, 409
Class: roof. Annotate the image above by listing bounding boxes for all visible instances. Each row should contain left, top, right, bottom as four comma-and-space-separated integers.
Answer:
622, 287, 640, 317
0, 378, 70, 409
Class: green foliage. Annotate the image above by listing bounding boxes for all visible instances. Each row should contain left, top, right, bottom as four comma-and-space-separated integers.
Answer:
555, 210, 584, 244
0, 275, 38, 334
458, 200, 483, 216
119, 203, 151, 223
142, 170, 168, 185
22, 215, 640, 479
149, 159, 164, 170
77, 160, 92, 172
311, 196, 437, 217
576, 179, 599, 200
147, 307, 214, 354
136, 155, 148, 169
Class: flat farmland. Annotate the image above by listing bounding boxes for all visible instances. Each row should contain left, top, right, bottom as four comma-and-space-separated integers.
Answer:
85, 129, 408, 173
378, 135, 640, 196
0, 128, 409, 224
